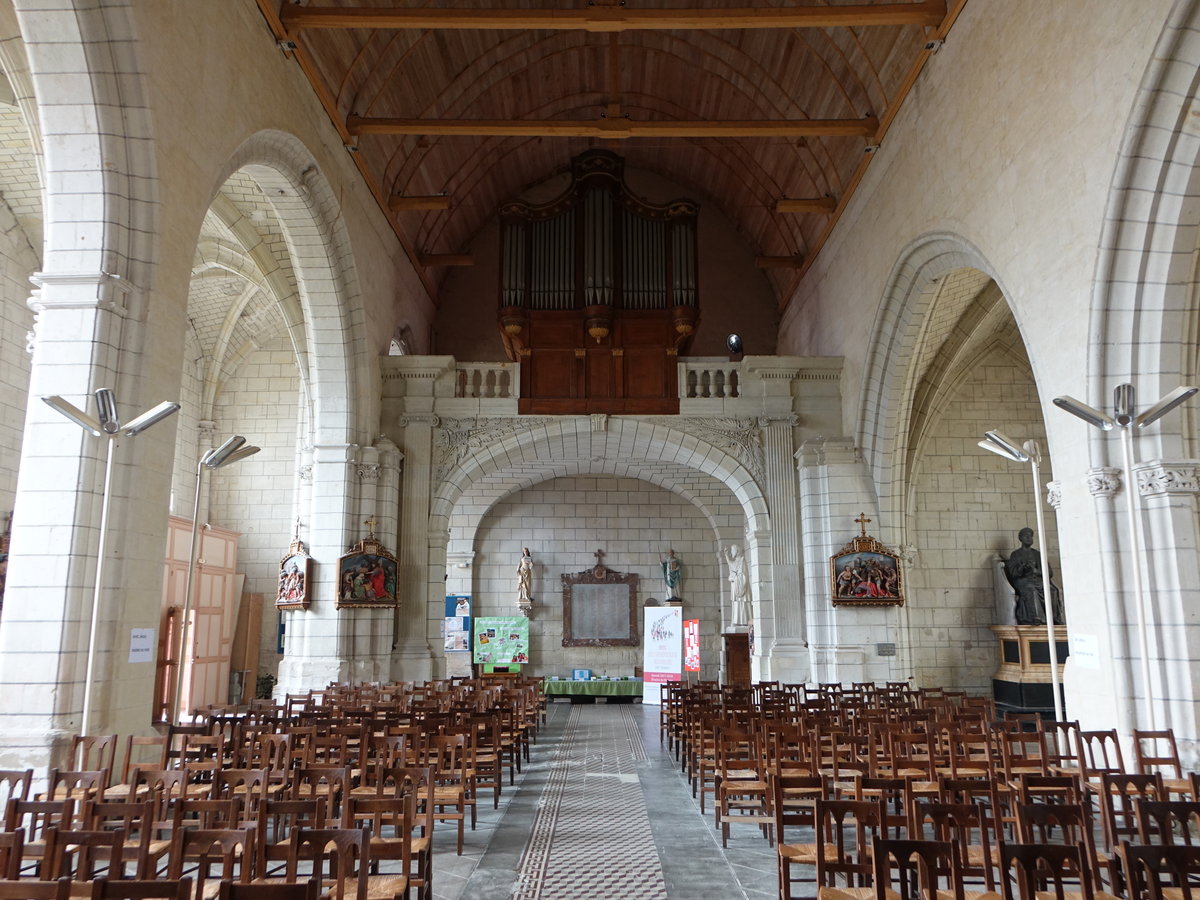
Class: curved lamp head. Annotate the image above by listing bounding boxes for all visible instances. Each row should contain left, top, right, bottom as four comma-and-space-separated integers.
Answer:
123, 401, 180, 436
42, 395, 102, 436
979, 430, 1029, 463
1053, 395, 1115, 431
1136, 385, 1199, 428
94, 389, 120, 434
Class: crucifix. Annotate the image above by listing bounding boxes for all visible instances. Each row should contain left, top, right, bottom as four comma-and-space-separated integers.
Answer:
292, 516, 302, 543
855, 512, 872, 538
592, 548, 606, 576
364, 517, 377, 541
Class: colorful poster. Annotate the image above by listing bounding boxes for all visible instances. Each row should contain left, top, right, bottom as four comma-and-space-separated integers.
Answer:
642, 607, 682, 705
444, 595, 472, 653
473, 616, 530, 665
683, 618, 700, 672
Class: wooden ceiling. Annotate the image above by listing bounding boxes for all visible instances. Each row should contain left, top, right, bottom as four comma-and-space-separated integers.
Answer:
257, 1, 965, 309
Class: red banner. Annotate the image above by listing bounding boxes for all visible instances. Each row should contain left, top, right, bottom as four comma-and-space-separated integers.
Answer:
684, 619, 700, 672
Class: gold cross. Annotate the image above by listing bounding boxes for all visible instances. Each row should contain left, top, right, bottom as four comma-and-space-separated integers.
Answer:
855, 512, 872, 537
364, 517, 378, 541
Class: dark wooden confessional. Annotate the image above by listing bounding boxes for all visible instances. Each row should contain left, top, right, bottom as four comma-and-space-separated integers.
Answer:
497, 150, 699, 415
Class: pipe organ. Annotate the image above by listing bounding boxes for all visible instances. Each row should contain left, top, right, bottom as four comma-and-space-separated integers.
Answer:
498, 150, 699, 414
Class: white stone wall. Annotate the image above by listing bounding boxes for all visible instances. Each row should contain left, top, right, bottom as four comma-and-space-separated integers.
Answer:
0, 194, 34, 517
460, 475, 734, 682
906, 348, 1057, 692
208, 336, 301, 685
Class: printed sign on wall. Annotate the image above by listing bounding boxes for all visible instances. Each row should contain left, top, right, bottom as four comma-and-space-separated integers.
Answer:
472, 616, 530, 665
444, 595, 472, 652
642, 606, 682, 705
683, 618, 700, 672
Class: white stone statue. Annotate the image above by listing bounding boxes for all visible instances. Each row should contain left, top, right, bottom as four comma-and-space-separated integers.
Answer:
660, 549, 682, 599
517, 547, 533, 602
726, 543, 750, 625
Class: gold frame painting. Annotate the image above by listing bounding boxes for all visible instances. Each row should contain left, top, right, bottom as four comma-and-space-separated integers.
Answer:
830, 514, 904, 607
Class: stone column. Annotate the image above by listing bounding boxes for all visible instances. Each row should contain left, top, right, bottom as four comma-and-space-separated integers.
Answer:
796, 438, 894, 685
1135, 459, 1200, 738
0, 273, 172, 773
275, 442, 358, 694
393, 414, 436, 683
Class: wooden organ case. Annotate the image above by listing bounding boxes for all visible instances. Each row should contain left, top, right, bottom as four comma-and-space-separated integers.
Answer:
498, 151, 699, 414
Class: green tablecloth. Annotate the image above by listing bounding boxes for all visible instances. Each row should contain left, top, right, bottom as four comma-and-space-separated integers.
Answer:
544, 680, 643, 696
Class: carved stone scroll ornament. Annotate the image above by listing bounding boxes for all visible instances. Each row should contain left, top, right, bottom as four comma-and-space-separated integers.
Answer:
1046, 481, 1063, 510
1137, 464, 1199, 496
644, 416, 766, 485
434, 416, 553, 484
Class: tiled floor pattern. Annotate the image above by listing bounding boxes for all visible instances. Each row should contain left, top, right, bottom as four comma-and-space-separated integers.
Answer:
513, 704, 667, 899
444, 702, 779, 900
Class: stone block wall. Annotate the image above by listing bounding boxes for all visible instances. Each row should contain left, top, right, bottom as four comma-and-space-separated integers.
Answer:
907, 347, 1057, 692
461, 475, 736, 682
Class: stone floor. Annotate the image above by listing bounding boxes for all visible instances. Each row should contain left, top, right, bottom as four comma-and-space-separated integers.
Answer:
430, 700, 779, 900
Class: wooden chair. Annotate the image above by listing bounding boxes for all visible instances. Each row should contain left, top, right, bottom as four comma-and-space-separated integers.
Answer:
72, 736, 118, 780
1136, 800, 1200, 845
0, 770, 32, 809
771, 772, 826, 900
1120, 842, 1200, 900
997, 841, 1112, 900
42, 825, 127, 883
216, 880, 319, 900
44, 769, 109, 803
170, 797, 244, 832
714, 728, 771, 847
424, 733, 475, 855
814, 798, 886, 899
166, 828, 256, 898
1133, 730, 1194, 799
1076, 731, 1125, 790
5, 797, 77, 875
286, 829, 388, 900
83, 798, 167, 880
88, 878, 192, 900
0, 830, 23, 880
0, 877, 73, 899
341, 796, 415, 892
1014, 802, 1110, 890
914, 801, 997, 891
872, 837, 965, 900
1098, 773, 1164, 858
252, 797, 327, 879
1013, 774, 1083, 807
212, 769, 273, 819
852, 776, 911, 838
289, 767, 352, 823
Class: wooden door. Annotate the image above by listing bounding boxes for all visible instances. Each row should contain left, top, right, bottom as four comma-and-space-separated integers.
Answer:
160, 516, 241, 720
723, 632, 751, 688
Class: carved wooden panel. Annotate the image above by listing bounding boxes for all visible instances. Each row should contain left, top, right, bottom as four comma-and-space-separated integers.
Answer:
562, 562, 639, 647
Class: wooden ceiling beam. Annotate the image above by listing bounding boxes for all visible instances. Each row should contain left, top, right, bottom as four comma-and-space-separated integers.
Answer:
756, 256, 804, 269
776, 197, 837, 214
349, 116, 878, 140
282, 3, 945, 32
418, 253, 474, 267
389, 195, 451, 211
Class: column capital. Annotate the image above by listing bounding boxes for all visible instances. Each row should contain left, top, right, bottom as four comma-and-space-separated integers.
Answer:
1086, 466, 1122, 499
28, 271, 132, 314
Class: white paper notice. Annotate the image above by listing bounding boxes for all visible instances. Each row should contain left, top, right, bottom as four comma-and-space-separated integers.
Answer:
1069, 632, 1099, 669
128, 628, 155, 664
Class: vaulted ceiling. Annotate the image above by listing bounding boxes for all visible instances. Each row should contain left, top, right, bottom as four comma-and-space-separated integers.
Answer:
257, 1, 964, 309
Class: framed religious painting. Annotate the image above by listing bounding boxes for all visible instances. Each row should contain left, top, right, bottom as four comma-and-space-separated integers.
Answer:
830, 513, 904, 607
336, 523, 398, 609
275, 540, 312, 610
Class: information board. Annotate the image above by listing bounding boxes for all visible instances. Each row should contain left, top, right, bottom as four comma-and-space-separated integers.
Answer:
642, 607, 682, 705
444, 595, 471, 652
473, 616, 530, 665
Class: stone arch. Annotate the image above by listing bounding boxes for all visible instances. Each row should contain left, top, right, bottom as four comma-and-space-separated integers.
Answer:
430, 418, 770, 534
431, 417, 772, 644
1088, 0, 1200, 462
856, 233, 1006, 540
207, 131, 369, 447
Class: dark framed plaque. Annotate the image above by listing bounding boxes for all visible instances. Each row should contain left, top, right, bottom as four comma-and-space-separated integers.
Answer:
562, 556, 639, 647
337, 535, 398, 609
